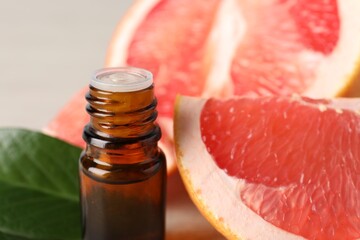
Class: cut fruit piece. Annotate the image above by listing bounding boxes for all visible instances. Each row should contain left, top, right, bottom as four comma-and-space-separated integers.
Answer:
45, 0, 360, 174
174, 95, 360, 240
166, 172, 225, 240
44, 88, 88, 148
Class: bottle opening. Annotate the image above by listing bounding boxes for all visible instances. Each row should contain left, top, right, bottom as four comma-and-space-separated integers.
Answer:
91, 67, 153, 92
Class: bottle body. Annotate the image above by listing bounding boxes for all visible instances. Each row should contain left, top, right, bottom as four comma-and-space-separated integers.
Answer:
80, 149, 166, 240
79, 67, 166, 240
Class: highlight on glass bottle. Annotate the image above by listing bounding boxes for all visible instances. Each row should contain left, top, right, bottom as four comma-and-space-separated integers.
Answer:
79, 67, 166, 240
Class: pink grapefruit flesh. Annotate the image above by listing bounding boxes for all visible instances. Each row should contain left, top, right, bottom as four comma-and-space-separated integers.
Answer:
175, 95, 360, 240
231, 0, 339, 96
44, 88, 88, 148
45, 0, 360, 174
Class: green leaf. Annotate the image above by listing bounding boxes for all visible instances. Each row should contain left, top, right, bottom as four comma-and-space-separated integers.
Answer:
0, 231, 32, 240
0, 128, 82, 240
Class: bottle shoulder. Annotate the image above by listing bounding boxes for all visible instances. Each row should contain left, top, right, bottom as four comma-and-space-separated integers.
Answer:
80, 149, 166, 184
83, 124, 161, 149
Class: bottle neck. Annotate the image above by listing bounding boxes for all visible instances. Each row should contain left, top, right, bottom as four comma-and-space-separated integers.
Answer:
83, 85, 161, 164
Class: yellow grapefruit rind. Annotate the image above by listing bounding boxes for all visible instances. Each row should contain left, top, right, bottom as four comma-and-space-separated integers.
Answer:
174, 96, 305, 240
174, 96, 237, 240
175, 152, 239, 238
176, 161, 239, 239
337, 57, 360, 97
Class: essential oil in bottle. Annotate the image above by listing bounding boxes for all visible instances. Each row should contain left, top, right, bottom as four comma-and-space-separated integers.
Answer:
79, 67, 166, 240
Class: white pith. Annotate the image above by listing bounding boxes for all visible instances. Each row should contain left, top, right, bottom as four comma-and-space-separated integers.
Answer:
304, 0, 360, 97
157, 117, 176, 171
175, 96, 305, 240
104, 0, 360, 236
106, 0, 360, 97
105, 0, 161, 67
201, 0, 246, 97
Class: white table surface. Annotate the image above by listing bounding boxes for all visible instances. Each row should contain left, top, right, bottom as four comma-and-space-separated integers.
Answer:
0, 0, 132, 130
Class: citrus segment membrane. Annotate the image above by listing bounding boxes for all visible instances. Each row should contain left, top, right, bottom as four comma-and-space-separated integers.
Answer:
175, 96, 304, 240
127, 0, 222, 118
230, 0, 340, 96
200, 96, 360, 239
46, 0, 360, 175
124, 0, 222, 171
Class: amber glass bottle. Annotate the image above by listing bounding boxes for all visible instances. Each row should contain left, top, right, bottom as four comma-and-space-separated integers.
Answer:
79, 67, 166, 240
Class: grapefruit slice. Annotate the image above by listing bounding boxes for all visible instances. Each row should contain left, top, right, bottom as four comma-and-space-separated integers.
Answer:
174, 95, 360, 240
45, 88, 88, 148
45, 0, 360, 174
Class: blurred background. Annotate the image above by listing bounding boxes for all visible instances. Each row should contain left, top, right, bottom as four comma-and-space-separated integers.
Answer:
0, 0, 133, 129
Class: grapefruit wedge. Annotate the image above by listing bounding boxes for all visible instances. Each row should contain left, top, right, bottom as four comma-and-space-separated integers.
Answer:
174, 95, 360, 240
45, 0, 360, 174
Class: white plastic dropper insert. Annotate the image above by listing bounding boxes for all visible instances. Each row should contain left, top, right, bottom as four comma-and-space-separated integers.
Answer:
91, 67, 153, 92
